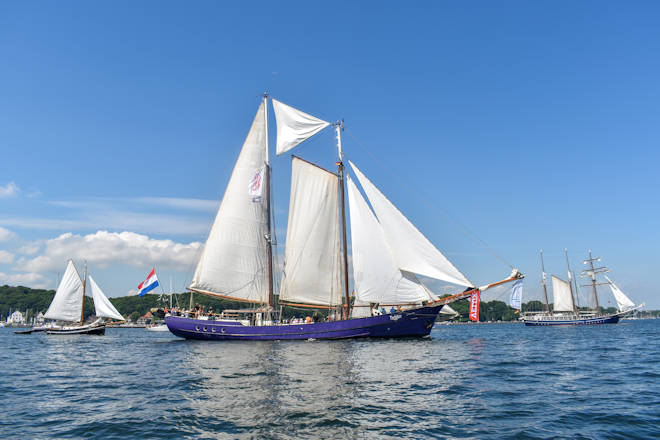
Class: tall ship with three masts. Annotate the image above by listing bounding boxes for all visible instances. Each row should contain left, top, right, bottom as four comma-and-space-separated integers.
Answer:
522, 250, 644, 326
165, 96, 523, 340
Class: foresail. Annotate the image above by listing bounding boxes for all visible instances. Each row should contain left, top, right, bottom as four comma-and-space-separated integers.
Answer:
347, 176, 435, 304
279, 157, 342, 306
88, 276, 124, 321
349, 161, 473, 288
44, 260, 84, 322
189, 102, 269, 303
272, 99, 330, 155
605, 276, 635, 311
551, 275, 574, 312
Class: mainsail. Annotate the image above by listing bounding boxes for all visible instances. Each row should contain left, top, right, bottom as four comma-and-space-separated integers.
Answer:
347, 175, 435, 304
88, 276, 124, 321
279, 157, 342, 306
272, 99, 330, 155
604, 276, 635, 311
349, 161, 473, 288
551, 275, 574, 312
44, 260, 84, 322
189, 102, 270, 303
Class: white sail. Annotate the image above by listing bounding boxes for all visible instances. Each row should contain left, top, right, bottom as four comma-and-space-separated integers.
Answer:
279, 157, 341, 306
88, 276, 124, 321
44, 260, 84, 322
189, 102, 269, 303
272, 99, 330, 155
349, 161, 473, 288
551, 275, 574, 312
605, 276, 635, 311
347, 176, 435, 304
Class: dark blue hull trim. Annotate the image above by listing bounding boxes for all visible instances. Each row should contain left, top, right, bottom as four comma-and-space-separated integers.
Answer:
523, 314, 621, 326
164, 305, 442, 340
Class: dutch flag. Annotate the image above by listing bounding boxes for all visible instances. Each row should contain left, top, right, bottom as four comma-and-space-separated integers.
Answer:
138, 269, 159, 297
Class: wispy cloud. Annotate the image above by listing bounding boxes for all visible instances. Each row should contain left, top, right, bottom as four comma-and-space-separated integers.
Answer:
0, 251, 14, 264
0, 182, 20, 198
132, 197, 219, 211
0, 226, 15, 242
0, 271, 48, 288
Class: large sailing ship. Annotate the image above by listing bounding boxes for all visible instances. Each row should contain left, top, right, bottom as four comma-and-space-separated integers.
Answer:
165, 96, 523, 340
522, 250, 644, 326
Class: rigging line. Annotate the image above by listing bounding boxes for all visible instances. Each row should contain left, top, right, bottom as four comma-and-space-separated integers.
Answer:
344, 128, 514, 270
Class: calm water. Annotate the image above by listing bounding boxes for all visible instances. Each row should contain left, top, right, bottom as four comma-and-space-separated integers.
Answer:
1, 320, 659, 439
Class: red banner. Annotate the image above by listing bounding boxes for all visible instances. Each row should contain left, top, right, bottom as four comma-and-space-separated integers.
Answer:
469, 290, 481, 322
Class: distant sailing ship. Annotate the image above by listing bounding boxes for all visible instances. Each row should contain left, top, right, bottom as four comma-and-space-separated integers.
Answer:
522, 250, 644, 326
25, 260, 124, 335
165, 96, 523, 340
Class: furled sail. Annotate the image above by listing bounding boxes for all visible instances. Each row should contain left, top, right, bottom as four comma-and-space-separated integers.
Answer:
44, 260, 84, 322
551, 275, 574, 312
189, 102, 269, 303
347, 175, 436, 304
88, 276, 124, 321
604, 276, 635, 311
272, 99, 330, 155
279, 157, 342, 306
349, 161, 473, 288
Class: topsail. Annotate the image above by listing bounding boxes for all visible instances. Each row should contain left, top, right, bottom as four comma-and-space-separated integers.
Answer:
272, 99, 330, 155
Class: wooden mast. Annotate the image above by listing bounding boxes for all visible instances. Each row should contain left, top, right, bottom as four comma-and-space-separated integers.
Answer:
335, 121, 351, 319
264, 93, 274, 311
540, 250, 551, 314
80, 261, 87, 324
565, 249, 579, 315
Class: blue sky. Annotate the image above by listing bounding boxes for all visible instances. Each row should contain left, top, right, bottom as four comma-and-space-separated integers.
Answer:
0, 1, 658, 308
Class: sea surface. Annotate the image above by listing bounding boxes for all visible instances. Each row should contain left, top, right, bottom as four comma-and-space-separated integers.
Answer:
1, 320, 659, 439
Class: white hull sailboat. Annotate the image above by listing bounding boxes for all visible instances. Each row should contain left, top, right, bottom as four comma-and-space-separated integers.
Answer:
38, 260, 125, 335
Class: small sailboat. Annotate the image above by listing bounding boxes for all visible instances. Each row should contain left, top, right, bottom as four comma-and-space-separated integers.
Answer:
522, 250, 644, 326
42, 260, 124, 335
165, 96, 522, 340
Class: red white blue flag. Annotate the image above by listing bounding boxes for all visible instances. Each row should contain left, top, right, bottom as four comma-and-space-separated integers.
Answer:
138, 269, 159, 297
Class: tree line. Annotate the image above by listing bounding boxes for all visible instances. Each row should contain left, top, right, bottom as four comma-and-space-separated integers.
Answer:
2, 285, 656, 323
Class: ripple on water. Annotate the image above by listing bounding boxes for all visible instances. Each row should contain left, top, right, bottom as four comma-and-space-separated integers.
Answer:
1, 322, 660, 439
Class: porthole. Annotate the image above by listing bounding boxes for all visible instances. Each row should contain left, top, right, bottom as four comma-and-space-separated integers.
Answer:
221, 328, 226, 333
195, 326, 200, 331
211, 327, 216, 333
203, 327, 208, 332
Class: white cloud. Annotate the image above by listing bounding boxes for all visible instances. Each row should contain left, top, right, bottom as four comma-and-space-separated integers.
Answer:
17, 242, 41, 255
0, 271, 48, 288
0, 251, 14, 264
16, 230, 202, 273
0, 226, 15, 242
0, 182, 20, 198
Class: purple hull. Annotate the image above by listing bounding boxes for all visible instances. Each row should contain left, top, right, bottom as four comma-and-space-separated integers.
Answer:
165, 305, 442, 340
